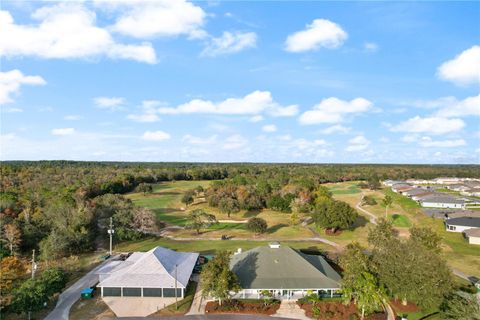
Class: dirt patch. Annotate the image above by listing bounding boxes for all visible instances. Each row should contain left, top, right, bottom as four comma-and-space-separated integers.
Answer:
205, 300, 280, 315
390, 299, 419, 313
298, 301, 387, 320
325, 229, 343, 236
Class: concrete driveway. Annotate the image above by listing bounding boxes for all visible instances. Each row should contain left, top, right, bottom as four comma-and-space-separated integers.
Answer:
44, 258, 115, 320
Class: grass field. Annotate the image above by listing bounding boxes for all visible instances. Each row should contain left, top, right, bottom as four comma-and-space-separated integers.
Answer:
126, 180, 212, 226
388, 214, 411, 227
326, 182, 361, 195
115, 237, 331, 255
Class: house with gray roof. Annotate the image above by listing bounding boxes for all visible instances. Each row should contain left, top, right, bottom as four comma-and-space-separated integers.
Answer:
418, 195, 465, 209
464, 228, 480, 245
97, 246, 198, 317
445, 217, 480, 233
229, 243, 341, 300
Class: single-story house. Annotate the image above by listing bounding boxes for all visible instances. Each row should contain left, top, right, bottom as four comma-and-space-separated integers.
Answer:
383, 180, 405, 187
97, 246, 198, 317
433, 177, 463, 185
464, 228, 480, 245
405, 179, 431, 185
461, 188, 480, 197
418, 195, 465, 209
402, 188, 431, 197
446, 184, 470, 192
229, 243, 341, 300
392, 184, 414, 193
445, 217, 480, 233
411, 191, 436, 201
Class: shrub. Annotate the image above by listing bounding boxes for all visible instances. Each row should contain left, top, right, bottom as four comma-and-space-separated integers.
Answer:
312, 306, 321, 317
246, 217, 268, 234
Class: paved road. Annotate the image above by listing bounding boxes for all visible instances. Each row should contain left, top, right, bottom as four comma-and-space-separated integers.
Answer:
44, 259, 113, 320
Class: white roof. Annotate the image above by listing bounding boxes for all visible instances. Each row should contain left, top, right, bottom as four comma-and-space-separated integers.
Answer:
98, 246, 199, 289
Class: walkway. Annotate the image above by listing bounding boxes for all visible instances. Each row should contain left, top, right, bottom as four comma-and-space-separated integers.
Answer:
356, 194, 378, 225
44, 257, 115, 320
186, 275, 208, 315
272, 300, 310, 320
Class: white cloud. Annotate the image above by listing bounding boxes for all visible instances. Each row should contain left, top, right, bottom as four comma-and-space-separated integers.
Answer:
299, 97, 372, 125
364, 42, 378, 52
2, 107, 23, 113
64, 115, 82, 120
285, 19, 347, 53
262, 124, 277, 133
0, 4, 156, 63
202, 31, 257, 57
437, 45, 480, 86
419, 136, 466, 148
249, 115, 263, 123
94, 97, 125, 111
158, 91, 298, 117
391, 116, 465, 134
433, 95, 480, 118
142, 130, 171, 141
127, 100, 163, 122
0, 69, 46, 104
99, 0, 207, 39
223, 134, 248, 150
51, 128, 75, 136
321, 124, 350, 134
346, 135, 370, 152
182, 134, 217, 145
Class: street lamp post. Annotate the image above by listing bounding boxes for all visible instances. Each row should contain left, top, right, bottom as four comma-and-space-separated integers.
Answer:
107, 217, 114, 256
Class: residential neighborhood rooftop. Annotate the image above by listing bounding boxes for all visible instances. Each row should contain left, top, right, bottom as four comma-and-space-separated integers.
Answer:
445, 217, 480, 228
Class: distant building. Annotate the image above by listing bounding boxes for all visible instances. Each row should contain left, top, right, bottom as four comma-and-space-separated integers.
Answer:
446, 184, 471, 192
229, 243, 341, 300
461, 188, 480, 197
463, 228, 480, 245
433, 177, 463, 185
383, 180, 405, 186
97, 246, 198, 317
418, 195, 465, 209
445, 217, 480, 233
391, 183, 414, 193
402, 188, 432, 197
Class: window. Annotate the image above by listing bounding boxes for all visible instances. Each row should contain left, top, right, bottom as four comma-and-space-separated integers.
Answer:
103, 287, 121, 296
143, 288, 162, 297
123, 287, 141, 297
163, 288, 182, 297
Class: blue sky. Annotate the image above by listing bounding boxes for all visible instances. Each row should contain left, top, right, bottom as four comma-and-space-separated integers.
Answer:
1, 0, 479, 163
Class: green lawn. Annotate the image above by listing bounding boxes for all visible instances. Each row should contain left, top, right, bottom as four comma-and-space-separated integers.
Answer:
327, 183, 361, 195
388, 214, 411, 227
115, 237, 330, 255
208, 222, 247, 231
385, 189, 421, 211
153, 281, 198, 315
126, 180, 212, 226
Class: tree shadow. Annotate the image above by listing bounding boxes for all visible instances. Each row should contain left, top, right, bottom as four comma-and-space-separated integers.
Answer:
348, 215, 369, 230
267, 223, 288, 234
154, 208, 181, 214
231, 251, 258, 288
243, 209, 260, 218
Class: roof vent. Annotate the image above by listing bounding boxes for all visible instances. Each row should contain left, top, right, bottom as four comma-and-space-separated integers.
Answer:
269, 242, 280, 249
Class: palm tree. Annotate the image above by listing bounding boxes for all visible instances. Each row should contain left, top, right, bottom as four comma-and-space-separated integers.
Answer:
382, 195, 393, 219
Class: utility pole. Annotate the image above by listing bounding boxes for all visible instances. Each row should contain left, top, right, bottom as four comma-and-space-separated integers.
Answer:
107, 217, 114, 256
174, 264, 178, 310
28, 249, 37, 320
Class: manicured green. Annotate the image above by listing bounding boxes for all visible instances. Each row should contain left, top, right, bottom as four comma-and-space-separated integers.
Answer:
388, 214, 411, 227
208, 223, 246, 231
385, 189, 421, 210
328, 184, 361, 195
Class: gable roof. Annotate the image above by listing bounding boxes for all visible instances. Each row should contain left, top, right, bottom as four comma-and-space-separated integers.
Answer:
445, 217, 480, 228
230, 245, 341, 290
464, 228, 480, 238
419, 195, 465, 204
98, 246, 198, 288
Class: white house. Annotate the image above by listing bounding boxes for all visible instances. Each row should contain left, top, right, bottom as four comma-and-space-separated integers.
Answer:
419, 195, 465, 209
464, 228, 480, 245
445, 217, 480, 233
97, 246, 198, 317
229, 243, 341, 300
433, 177, 463, 185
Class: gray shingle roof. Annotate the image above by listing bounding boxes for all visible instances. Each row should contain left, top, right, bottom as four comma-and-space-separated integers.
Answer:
446, 217, 480, 228
230, 245, 340, 290
464, 228, 480, 238
98, 246, 198, 288
419, 195, 465, 204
